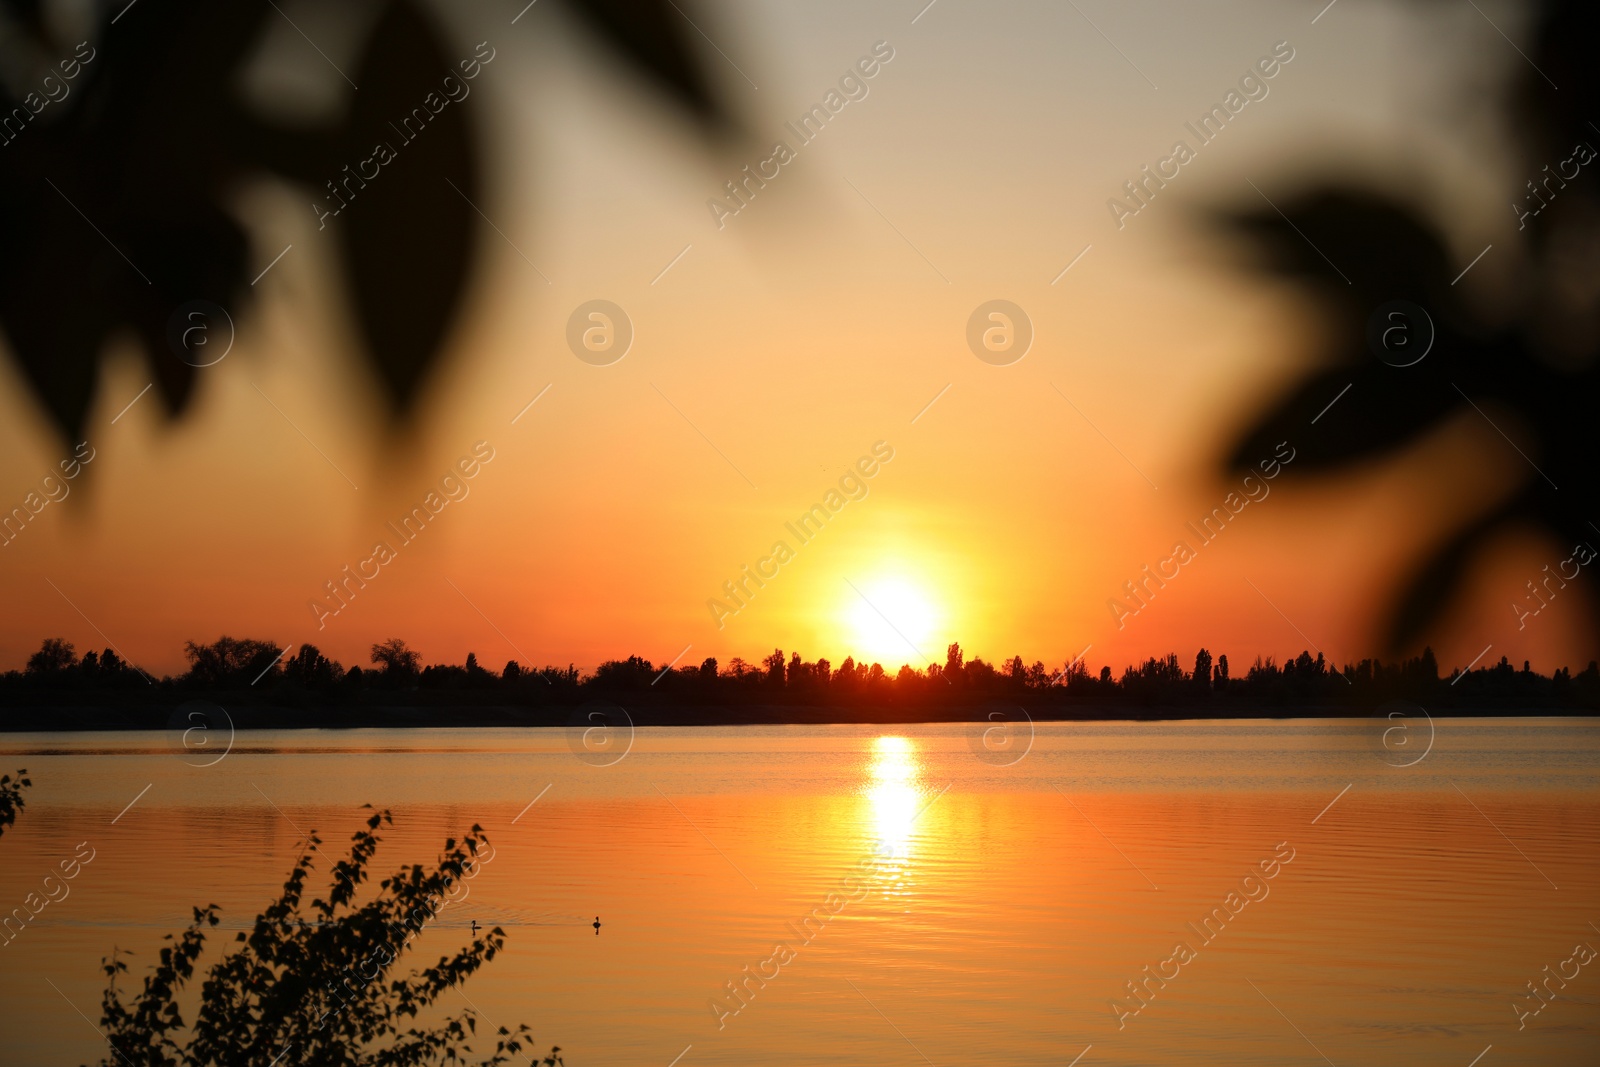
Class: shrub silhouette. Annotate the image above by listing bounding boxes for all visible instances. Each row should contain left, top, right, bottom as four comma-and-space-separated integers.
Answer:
0, 768, 29, 838
88, 808, 557, 1067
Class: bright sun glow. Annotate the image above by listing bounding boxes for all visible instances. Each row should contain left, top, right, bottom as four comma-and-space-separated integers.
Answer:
846, 577, 939, 666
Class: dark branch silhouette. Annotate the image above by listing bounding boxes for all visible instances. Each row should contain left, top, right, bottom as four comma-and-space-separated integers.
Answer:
1216, 0, 1600, 653
0, 766, 28, 837
0, 0, 734, 444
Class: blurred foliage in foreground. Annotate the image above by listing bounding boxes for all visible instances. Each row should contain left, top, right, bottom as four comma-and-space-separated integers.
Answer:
1220, 0, 1600, 653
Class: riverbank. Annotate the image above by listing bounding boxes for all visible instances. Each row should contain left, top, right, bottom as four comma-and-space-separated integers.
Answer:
1, 701, 1593, 731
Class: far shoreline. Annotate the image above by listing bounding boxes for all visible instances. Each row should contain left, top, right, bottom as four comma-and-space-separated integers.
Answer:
2, 703, 1595, 733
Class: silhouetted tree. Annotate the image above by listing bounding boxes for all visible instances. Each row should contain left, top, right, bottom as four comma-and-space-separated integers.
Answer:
464, 653, 492, 685
592, 656, 655, 691
964, 656, 999, 687
285, 645, 344, 689
26, 637, 76, 675
370, 638, 422, 679
763, 649, 786, 687
1027, 660, 1052, 689
945, 642, 965, 683
81, 647, 137, 684
183, 637, 283, 686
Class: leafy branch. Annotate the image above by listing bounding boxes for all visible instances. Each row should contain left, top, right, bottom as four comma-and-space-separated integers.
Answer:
89, 808, 557, 1067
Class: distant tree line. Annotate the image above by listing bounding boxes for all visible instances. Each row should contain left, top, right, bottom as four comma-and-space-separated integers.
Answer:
3, 637, 1596, 712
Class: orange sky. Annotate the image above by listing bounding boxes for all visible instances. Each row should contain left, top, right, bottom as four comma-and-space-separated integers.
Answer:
0, 0, 1589, 677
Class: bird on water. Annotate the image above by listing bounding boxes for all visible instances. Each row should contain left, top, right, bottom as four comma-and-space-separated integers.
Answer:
593, 916, 601, 935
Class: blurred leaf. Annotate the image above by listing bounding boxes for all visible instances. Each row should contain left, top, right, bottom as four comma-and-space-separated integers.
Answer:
0, 0, 733, 443
566, 0, 737, 131
1385, 498, 1521, 651
1219, 191, 1496, 474
1215, 4, 1600, 653
338, 0, 479, 411
0, 1, 267, 439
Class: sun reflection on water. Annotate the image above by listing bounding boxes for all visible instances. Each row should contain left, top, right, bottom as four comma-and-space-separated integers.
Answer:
866, 735, 923, 859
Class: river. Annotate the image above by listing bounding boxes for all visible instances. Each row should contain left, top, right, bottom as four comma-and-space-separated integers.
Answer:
0, 718, 1596, 1065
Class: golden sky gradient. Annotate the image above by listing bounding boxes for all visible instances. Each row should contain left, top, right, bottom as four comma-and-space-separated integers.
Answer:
0, 0, 1586, 676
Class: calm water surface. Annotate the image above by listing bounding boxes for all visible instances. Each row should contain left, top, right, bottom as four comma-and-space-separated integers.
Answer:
1, 719, 1597, 1066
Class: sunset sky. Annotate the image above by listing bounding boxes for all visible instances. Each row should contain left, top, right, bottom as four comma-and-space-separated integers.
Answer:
0, 0, 1583, 677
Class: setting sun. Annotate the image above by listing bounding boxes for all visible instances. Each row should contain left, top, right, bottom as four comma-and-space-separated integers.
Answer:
845, 577, 940, 665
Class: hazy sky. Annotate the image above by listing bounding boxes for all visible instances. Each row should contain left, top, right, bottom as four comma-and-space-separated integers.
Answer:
1, 0, 1579, 676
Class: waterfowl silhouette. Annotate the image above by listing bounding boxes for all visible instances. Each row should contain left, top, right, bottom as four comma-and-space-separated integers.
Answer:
470, 920, 480, 936
593, 916, 601, 935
